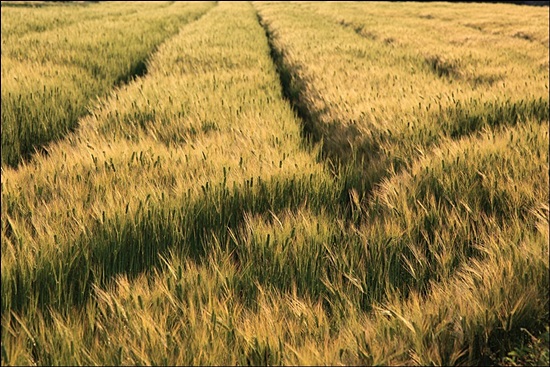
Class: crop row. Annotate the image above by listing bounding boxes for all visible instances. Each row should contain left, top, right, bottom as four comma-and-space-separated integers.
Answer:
2, 2, 334, 364
1, 1, 215, 167
256, 1, 548, 195
1, 1, 548, 365
255, 1, 549, 364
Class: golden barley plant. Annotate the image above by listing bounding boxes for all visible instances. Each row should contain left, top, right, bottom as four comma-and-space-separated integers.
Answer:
1, 1, 548, 365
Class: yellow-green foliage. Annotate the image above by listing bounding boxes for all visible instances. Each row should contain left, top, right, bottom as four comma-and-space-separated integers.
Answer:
1, 1, 215, 167
1, 1, 548, 366
256, 1, 549, 193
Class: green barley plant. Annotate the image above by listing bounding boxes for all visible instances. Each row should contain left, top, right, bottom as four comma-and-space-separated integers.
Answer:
255, 1, 548, 198
1, 1, 215, 167
1, 1, 548, 365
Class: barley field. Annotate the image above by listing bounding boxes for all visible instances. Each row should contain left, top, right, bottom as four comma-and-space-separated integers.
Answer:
1, 1, 548, 366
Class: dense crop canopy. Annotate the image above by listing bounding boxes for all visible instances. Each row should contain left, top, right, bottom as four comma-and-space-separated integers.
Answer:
1, 1, 548, 365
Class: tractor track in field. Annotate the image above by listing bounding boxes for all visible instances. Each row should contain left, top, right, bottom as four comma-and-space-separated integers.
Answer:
2, 2, 218, 169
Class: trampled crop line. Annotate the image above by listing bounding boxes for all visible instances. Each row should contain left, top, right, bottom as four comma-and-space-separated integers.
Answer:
1, 2, 217, 169
2, 0, 338, 317
254, 1, 549, 204
111, 3, 217, 88
2, 3, 548, 365
254, 6, 393, 208
256, 11, 362, 174
255, 12, 321, 150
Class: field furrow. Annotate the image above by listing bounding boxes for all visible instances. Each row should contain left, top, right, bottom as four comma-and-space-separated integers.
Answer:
1, 1, 548, 365
254, 1, 549, 364
1, 1, 215, 168
2, 2, 335, 364
255, 1, 548, 196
